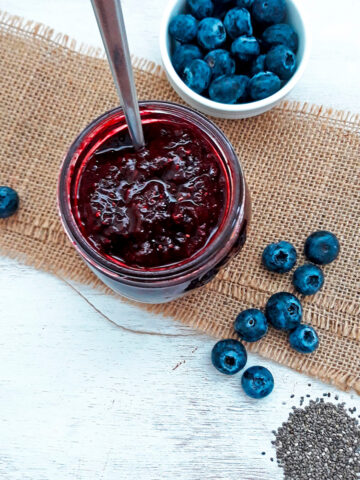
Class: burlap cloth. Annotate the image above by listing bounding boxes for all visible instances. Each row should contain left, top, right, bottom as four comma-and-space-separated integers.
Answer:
0, 12, 359, 392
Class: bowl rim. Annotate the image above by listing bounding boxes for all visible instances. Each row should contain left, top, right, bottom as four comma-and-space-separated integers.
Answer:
159, 0, 310, 113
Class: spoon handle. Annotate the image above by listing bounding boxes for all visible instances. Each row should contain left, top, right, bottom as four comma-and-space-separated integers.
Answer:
91, 0, 145, 149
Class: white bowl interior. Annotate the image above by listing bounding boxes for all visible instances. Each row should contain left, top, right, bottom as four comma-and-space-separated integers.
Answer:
160, 0, 309, 117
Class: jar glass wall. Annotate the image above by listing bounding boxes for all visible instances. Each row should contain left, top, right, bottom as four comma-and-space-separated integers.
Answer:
58, 101, 250, 303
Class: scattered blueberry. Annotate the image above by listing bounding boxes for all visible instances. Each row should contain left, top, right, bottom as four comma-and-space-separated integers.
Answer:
0, 186, 19, 218
236, 0, 255, 8
266, 44, 297, 80
187, 0, 214, 19
262, 240, 297, 273
205, 49, 236, 77
183, 59, 212, 93
251, 0, 286, 25
241, 366, 274, 398
231, 35, 260, 62
235, 308, 268, 342
211, 339, 247, 375
265, 292, 302, 330
197, 17, 227, 50
209, 74, 249, 103
292, 264, 324, 296
224, 7, 253, 39
169, 14, 198, 43
304, 231, 340, 265
249, 71, 281, 100
172, 44, 202, 74
289, 324, 319, 354
262, 23, 298, 52
250, 53, 266, 75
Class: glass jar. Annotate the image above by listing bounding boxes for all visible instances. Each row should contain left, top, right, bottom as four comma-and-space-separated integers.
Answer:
58, 101, 250, 303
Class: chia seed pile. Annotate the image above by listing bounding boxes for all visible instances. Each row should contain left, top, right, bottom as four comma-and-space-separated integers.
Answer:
272, 398, 360, 479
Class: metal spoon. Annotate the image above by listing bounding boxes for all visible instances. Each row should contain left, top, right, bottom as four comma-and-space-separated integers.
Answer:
91, 0, 145, 150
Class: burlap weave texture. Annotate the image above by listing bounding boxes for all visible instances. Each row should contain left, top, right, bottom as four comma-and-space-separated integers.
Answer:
0, 12, 359, 392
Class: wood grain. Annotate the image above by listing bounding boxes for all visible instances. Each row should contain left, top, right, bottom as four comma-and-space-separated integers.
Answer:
0, 256, 358, 480
0, 0, 359, 478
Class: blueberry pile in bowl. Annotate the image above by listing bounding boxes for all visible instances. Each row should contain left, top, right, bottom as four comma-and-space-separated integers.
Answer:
168, 0, 299, 104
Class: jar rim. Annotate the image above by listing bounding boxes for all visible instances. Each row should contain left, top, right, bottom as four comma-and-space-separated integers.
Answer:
58, 101, 246, 285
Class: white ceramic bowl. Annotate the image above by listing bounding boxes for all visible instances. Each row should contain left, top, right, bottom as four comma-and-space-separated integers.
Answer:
160, 0, 310, 119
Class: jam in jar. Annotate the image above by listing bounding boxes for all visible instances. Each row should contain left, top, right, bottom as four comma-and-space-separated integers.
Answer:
58, 102, 250, 303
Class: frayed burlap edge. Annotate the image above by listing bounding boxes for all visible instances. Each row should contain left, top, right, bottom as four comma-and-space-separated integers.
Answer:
2, 234, 359, 395
0, 10, 165, 78
1, 9, 360, 124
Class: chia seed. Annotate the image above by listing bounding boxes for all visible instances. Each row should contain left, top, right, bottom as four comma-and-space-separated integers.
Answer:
273, 399, 360, 479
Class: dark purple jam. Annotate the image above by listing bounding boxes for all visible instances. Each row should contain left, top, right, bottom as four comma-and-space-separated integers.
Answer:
73, 120, 228, 268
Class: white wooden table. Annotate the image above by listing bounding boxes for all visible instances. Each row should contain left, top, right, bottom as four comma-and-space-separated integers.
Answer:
0, 1, 359, 479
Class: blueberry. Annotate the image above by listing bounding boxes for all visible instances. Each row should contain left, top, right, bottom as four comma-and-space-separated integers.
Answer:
182, 59, 212, 93
251, 0, 286, 25
209, 74, 249, 103
241, 366, 274, 399
265, 292, 302, 330
212, 1, 231, 20
262, 23, 298, 53
292, 264, 324, 296
250, 54, 266, 75
231, 36, 260, 63
224, 7, 253, 39
187, 0, 214, 19
0, 186, 19, 218
266, 45, 297, 80
169, 14, 198, 43
235, 309, 268, 342
236, 0, 255, 8
249, 71, 281, 100
304, 231, 340, 265
172, 44, 202, 74
262, 240, 297, 273
204, 49, 235, 78
197, 17, 227, 50
211, 339, 247, 375
289, 324, 319, 354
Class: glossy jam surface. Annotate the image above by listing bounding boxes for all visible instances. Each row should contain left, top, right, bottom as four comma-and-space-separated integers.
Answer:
73, 120, 228, 269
